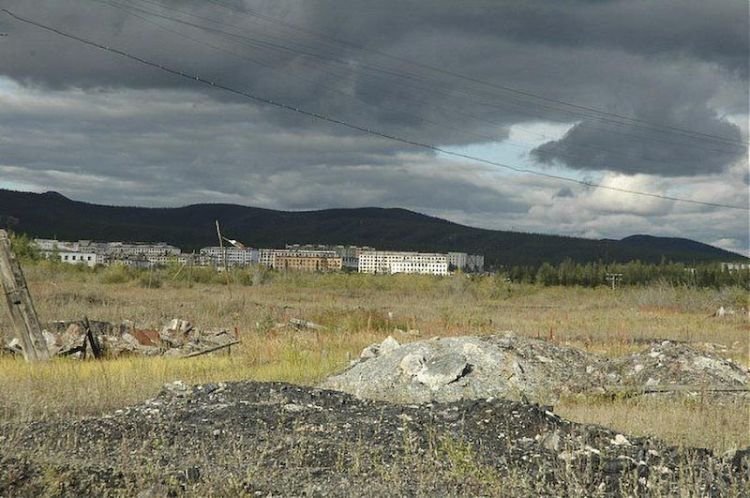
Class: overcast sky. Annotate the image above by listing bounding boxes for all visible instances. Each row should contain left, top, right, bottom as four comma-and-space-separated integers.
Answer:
0, 1, 748, 254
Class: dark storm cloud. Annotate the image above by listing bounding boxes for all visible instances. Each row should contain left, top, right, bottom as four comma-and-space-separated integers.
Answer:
532, 115, 745, 177
1, 1, 746, 142
0, 0, 747, 247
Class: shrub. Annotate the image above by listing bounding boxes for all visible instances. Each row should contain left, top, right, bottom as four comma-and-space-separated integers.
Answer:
98, 264, 134, 284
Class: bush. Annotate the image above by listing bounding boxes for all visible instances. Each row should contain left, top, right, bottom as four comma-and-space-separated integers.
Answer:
98, 264, 134, 284
8, 232, 39, 261
138, 272, 162, 289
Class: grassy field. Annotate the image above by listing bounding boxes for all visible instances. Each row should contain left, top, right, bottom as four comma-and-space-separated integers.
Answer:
1, 263, 748, 453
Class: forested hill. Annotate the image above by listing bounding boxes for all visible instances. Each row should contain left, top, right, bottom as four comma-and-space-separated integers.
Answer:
0, 189, 745, 267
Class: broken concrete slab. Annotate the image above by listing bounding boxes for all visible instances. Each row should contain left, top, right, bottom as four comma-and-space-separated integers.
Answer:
415, 352, 469, 390
321, 333, 749, 405
2, 318, 239, 359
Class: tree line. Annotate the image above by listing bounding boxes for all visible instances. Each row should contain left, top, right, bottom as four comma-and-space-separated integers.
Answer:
505, 259, 749, 289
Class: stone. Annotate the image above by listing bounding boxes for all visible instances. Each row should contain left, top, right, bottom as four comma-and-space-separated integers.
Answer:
399, 353, 425, 377
360, 344, 379, 360
415, 352, 469, 390
321, 333, 749, 406
379, 336, 400, 355
611, 434, 631, 446
540, 429, 561, 452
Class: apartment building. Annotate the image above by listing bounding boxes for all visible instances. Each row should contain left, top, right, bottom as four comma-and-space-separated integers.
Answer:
274, 254, 343, 272
53, 250, 100, 268
447, 252, 468, 270
258, 248, 339, 268
106, 242, 181, 258
34, 239, 183, 267
358, 251, 449, 276
446, 252, 485, 272
199, 246, 259, 267
466, 254, 485, 272
286, 244, 375, 269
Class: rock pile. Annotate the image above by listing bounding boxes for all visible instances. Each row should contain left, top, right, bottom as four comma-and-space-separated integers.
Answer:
1, 380, 747, 496
2, 318, 238, 359
321, 333, 749, 405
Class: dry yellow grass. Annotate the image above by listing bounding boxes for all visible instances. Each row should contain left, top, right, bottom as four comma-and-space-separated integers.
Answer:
0, 265, 748, 451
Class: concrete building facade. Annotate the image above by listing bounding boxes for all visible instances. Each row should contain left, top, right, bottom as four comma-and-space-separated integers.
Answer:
287, 244, 375, 270
199, 246, 259, 267
466, 254, 485, 272
358, 251, 449, 276
50, 250, 100, 268
274, 254, 343, 272
447, 252, 468, 270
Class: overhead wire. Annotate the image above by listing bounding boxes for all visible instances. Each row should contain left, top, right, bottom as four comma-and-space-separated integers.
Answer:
117, 0, 746, 157
201, 0, 748, 148
95, 0, 746, 167
2, 8, 748, 212
90, 0, 516, 148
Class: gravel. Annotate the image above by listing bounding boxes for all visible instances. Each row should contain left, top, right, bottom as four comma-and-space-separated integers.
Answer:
1, 380, 747, 496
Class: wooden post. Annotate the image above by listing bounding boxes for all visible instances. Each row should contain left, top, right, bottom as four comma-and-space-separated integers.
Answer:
0, 230, 50, 361
215, 220, 232, 291
83, 315, 103, 359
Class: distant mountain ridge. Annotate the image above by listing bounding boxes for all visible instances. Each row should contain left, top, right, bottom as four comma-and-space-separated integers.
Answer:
0, 189, 745, 267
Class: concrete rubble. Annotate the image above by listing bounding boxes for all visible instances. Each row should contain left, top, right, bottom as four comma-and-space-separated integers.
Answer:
321, 332, 750, 405
2, 318, 238, 359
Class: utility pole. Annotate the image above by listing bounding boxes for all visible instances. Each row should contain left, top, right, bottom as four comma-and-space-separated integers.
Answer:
215, 220, 232, 291
605, 273, 623, 290
0, 230, 49, 361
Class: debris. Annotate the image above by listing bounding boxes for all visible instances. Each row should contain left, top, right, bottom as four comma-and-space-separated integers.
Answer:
82, 316, 103, 359
288, 318, 325, 330
181, 340, 240, 359
322, 333, 749, 405
611, 434, 631, 446
2, 318, 239, 359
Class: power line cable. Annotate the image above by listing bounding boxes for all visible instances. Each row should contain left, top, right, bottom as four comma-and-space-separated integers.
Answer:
98, 0, 745, 160
92, 0, 524, 150
119, 0, 745, 156
3, 8, 747, 212
202, 0, 748, 148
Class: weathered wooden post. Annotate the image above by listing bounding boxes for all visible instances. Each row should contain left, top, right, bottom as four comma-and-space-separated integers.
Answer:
0, 229, 49, 361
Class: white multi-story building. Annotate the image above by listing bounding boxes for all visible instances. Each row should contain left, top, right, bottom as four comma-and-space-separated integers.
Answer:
721, 262, 750, 271
34, 239, 182, 267
447, 252, 468, 270
358, 251, 449, 276
106, 242, 181, 258
446, 252, 485, 272
51, 250, 100, 268
200, 246, 259, 267
466, 254, 485, 272
35, 239, 76, 252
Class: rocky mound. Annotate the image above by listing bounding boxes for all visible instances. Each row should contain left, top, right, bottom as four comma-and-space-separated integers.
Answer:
321, 334, 749, 405
1, 380, 747, 496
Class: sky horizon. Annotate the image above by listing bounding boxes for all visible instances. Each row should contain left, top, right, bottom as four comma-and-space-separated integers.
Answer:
1, 1, 748, 255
